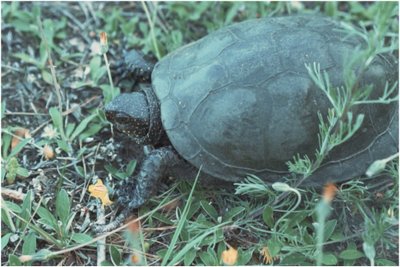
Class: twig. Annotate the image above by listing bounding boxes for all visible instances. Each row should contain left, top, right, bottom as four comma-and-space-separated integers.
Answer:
96, 205, 106, 266
56, 7, 85, 31
4, 112, 48, 116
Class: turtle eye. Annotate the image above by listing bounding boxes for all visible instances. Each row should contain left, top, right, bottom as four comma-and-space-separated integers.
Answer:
113, 113, 149, 137
104, 92, 151, 140
115, 114, 132, 124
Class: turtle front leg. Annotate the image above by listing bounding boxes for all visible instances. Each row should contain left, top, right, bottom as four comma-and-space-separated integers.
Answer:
115, 50, 155, 83
117, 146, 179, 209
93, 146, 180, 233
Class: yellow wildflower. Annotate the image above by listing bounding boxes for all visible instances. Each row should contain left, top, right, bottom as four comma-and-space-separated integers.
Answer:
221, 245, 238, 265
88, 179, 113, 207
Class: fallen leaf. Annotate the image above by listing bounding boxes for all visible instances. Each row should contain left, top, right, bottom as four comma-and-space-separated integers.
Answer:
11, 128, 31, 150
88, 179, 113, 207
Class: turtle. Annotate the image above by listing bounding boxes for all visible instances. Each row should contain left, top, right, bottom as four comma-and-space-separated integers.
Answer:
104, 15, 398, 216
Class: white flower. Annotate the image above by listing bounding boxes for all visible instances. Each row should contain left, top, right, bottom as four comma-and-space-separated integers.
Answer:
90, 41, 102, 56
41, 125, 59, 140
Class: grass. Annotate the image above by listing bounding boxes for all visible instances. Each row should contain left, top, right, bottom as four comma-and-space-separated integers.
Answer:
1, 1, 398, 266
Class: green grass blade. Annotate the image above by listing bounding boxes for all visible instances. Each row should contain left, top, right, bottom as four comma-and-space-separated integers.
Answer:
69, 113, 97, 141
161, 168, 201, 266
168, 222, 230, 266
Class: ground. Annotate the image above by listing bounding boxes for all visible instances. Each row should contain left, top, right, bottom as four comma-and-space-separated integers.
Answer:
1, 2, 399, 266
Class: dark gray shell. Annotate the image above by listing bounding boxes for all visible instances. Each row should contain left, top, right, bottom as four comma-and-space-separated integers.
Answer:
151, 16, 398, 183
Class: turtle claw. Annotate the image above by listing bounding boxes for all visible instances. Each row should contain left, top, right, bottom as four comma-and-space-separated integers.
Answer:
114, 50, 155, 84
113, 178, 147, 211
114, 179, 136, 204
90, 179, 135, 234
91, 209, 130, 233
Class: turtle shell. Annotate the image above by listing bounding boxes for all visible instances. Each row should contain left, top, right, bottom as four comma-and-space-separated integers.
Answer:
151, 16, 398, 183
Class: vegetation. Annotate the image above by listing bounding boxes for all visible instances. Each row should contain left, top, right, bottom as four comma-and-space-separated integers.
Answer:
1, 2, 398, 266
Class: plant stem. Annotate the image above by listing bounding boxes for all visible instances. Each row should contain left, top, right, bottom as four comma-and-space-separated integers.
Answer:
273, 187, 302, 231
37, 17, 63, 113
141, 1, 161, 60
103, 53, 115, 99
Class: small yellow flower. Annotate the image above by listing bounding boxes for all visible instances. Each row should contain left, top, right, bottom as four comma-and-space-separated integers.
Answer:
221, 245, 238, 265
88, 179, 113, 207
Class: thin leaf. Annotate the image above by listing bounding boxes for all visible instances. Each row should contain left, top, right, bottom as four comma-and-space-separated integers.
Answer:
19, 190, 32, 229
71, 233, 93, 245
223, 206, 245, 221
262, 206, 274, 228
1, 233, 12, 250
79, 123, 104, 140
12, 53, 40, 66
339, 249, 364, 260
36, 207, 58, 230
49, 107, 65, 139
2, 130, 12, 158
17, 167, 30, 178
1, 205, 17, 232
183, 249, 196, 266
126, 160, 137, 176
200, 200, 218, 221
109, 245, 122, 266
8, 254, 22, 266
8, 138, 31, 159
168, 222, 230, 266
323, 219, 337, 242
22, 232, 37, 263
56, 189, 70, 225
11, 211, 63, 248
41, 70, 53, 84
69, 113, 97, 141
321, 253, 338, 265
161, 170, 201, 265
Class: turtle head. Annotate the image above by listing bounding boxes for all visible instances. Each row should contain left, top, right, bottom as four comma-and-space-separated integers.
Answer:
105, 88, 162, 145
